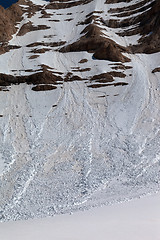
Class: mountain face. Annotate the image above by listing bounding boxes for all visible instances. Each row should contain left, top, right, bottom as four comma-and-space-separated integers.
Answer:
0, 0, 160, 221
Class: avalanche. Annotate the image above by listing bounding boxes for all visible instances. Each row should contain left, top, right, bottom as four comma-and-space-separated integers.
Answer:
0, 0, 159, 221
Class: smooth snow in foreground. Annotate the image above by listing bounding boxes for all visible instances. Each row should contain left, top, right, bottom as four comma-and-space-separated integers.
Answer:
0, 192, 160, 240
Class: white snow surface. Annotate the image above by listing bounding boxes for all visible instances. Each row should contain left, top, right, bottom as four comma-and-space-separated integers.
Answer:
0, 192, 160, 240
0, 0, 160, 222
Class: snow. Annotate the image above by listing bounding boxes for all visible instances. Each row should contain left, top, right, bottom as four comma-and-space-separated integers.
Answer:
0, 0, 160, 222
0, 0, 136, 75
29, 0, 48, 6
0, 51, 160, 220
0, 192, 160, 240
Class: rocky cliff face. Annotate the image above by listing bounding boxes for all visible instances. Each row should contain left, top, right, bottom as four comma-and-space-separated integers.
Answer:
0, 0, 159, 87
0, 0, 160, 222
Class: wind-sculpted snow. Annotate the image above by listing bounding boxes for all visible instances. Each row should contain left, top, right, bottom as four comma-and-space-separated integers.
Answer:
0, 0, 160, 221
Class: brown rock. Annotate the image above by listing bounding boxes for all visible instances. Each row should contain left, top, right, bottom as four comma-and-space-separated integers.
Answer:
18, 22, 50, 36
152, 67, 160, 73
105, 0, 160, 54
0, 68, 63, 86
0, 3, 23, 43
32, 85, 57, 91
109, 71, 126, 78
93, 43, 130, 62
79, 59, 88, 63
60, 22, 130, 63
46, 0, 93, 10
90, 73, 113, 82
64, 73, 82, 82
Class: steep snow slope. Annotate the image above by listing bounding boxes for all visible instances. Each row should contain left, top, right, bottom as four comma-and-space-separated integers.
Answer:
0, 0, 160, 221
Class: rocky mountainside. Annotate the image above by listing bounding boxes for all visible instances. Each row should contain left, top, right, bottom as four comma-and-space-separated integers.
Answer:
0, 0, 160, 221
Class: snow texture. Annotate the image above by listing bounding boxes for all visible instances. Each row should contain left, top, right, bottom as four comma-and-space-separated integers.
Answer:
0, 0, 160, 221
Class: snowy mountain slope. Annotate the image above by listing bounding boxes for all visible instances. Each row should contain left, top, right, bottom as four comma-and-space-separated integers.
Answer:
0, 0, 160, 221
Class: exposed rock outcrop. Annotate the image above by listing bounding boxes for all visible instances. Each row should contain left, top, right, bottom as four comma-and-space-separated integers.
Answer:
0, 69, 63, 86
17, 22, 51, 36
0, 0, 159, 88
32, 84, 57, 91
60, 23, 130, 62
105, 0, 160, 53
0, 3, 23, 43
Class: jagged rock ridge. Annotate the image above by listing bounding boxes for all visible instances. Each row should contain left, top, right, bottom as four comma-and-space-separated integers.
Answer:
0, 0, 159, 89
